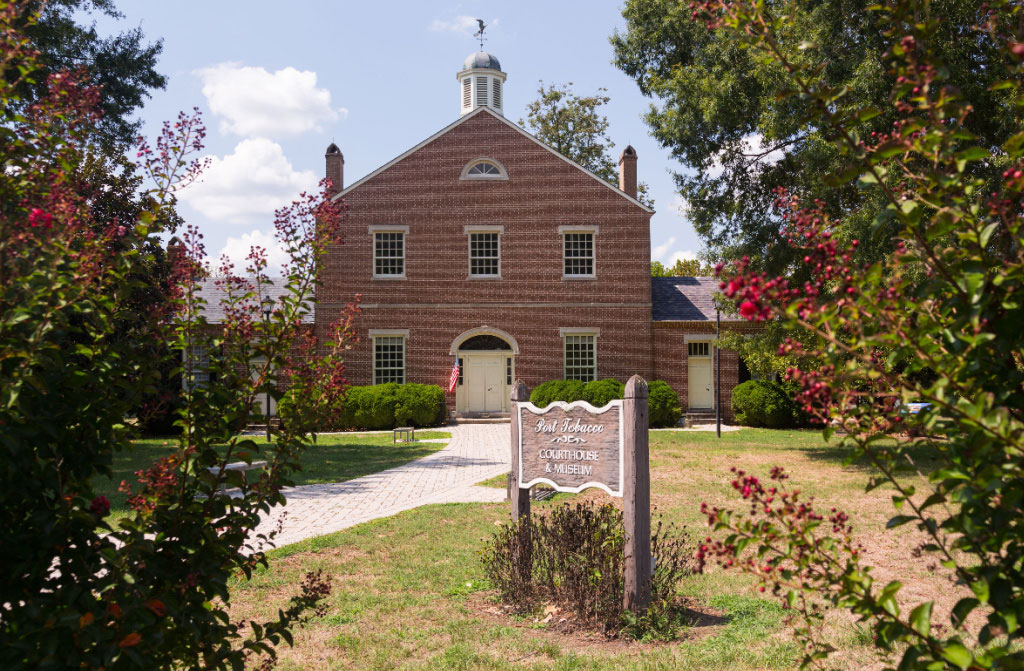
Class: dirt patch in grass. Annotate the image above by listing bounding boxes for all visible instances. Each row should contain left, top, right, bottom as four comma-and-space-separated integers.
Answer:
466, 591, 730, 653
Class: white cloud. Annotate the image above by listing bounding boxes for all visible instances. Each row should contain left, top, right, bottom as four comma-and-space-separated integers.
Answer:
177, 138, 318, 226
217, 229, 290, 275
652, 236, 676, 261
669, 195, 690, 218
196, 62, 345, 138
667, 249, 698, 266
430, 16, 498, 36
706, 133, 785, 179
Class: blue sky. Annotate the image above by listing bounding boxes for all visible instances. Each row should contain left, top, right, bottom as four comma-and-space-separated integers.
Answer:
95, 1, 703, 270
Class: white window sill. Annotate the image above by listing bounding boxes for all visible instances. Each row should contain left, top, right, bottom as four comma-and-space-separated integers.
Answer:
372, 274, 407, 280
562, 275, 596, 280
468, 274, 502, 280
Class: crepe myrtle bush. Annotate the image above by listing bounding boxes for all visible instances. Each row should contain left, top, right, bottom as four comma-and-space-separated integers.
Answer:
689, 0, 1024, 667
0, 5, 354, 667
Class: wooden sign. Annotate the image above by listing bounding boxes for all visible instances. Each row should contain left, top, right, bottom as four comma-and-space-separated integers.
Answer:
517, 401, 623, 496
509, 376, 651, 614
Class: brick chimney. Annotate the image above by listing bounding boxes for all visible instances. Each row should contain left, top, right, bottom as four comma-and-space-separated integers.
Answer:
325, 143, 344, 197
618, 145, 637, 199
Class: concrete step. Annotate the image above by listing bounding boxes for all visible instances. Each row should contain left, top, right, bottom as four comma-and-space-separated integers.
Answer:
451, 413, 511, 424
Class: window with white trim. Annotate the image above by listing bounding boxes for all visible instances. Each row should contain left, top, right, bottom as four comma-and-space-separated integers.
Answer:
563, 232, 594, 277
563, 334, 596, 382
469, 231, 500, 276
461, 158, 507, 180
688, 342, 711, 357
373, 335, 405, 384
183, 345, 211, 390
468, 162, 500, 176
373, 231, 404, 277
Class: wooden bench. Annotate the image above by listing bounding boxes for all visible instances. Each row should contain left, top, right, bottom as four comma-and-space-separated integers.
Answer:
393, 427, 415, 443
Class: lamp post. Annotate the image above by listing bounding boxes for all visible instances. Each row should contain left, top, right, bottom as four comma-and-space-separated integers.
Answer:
261, 296, 275, 443
716, 306, 721, 439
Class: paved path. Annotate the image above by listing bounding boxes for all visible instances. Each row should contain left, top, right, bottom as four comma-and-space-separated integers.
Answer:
253, 423, 511, 549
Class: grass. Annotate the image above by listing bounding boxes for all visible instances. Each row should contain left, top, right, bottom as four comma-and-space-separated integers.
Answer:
96, 431, 451, 518
222, 427, 946, 670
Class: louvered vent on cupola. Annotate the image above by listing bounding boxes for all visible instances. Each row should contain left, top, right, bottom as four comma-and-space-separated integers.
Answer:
462, 78, 471, 112
475, 76, 488, 106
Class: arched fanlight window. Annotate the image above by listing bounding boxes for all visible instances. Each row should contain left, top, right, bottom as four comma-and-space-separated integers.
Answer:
460, 158, 508, 181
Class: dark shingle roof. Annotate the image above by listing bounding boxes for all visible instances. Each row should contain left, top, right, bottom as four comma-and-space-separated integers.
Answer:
652, 276, 741, 322
194, 278, 313, 324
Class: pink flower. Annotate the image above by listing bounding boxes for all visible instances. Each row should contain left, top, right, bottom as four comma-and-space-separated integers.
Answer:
90, 495, 110, 516
28, 208, 52, 228
739, 301, 759, 318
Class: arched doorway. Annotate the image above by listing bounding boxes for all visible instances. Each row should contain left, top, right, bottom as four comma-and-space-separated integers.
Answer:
452, 331, 516, 414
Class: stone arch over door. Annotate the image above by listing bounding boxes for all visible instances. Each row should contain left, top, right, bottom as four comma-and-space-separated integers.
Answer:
451, 327, 518, 414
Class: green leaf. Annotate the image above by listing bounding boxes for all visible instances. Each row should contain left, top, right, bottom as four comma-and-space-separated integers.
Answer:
951, 598, 979, 627
954, 146, 989, 162
1004, 131, 1024, 157
940, 643, 972, 670
886, 515, 916, 529
909, 601, 932, 636
970, 579, 989, 604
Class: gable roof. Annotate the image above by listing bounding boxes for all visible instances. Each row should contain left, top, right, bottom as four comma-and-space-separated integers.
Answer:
652, 276, 744, 322
333, 106, 655, 213
194, 278, 313, 324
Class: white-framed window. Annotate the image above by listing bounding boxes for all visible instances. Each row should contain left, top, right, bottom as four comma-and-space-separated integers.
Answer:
558, 226, 597, 278
369, 225, 408, 278
464, 225, 502, 277
560, 328, 598, 382
460, 158, 508, 181
371, 330, 407, 384
688, 341, 711, 357
182, 345, 211, 390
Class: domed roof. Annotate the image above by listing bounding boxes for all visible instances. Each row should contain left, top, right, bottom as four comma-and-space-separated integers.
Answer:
463, 51, 502, 71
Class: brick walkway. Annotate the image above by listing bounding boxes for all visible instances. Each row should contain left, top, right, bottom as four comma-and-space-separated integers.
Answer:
252, 423, 510, 550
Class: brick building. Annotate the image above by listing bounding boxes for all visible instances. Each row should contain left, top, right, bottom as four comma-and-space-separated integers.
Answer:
317, 51, 750, 420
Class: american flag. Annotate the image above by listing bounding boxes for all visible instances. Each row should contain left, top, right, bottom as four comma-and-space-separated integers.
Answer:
447, 360, 460, 394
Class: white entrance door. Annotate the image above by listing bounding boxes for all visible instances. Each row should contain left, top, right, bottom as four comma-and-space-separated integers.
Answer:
465, 354, 506, 413
688, 347, 714, 409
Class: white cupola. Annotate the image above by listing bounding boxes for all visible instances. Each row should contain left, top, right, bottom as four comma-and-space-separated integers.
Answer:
457, 51, 506, 116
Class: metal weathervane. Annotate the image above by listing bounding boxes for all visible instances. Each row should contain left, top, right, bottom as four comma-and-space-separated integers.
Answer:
475, 19, 487, 50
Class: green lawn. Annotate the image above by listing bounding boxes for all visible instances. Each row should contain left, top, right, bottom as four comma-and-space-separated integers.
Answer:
222, 427, 932, 670
98, 431, 451, 518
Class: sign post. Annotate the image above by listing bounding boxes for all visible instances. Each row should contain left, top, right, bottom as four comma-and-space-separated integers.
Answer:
510, 374, 651, 613
622, 376, 651, 612
509, 380, 531, 521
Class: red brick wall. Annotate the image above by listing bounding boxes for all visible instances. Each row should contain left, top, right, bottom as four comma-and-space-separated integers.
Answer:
317, 110, 653, 409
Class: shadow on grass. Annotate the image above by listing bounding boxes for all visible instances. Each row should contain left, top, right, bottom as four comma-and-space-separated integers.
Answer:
796, 434, 948, 476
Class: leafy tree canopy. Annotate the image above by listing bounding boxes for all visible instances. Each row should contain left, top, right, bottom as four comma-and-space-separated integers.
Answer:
522, 81, 654, 208
651, 257, 714, 276
16, 0, 166, 149
612, 0, 1014, 276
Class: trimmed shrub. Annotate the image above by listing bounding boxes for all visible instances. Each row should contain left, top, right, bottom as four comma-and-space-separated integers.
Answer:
529, 379, 585, 408
333, 383, 445, 430
648, 380, 682, 428
581, 378, 625, 408
731, 380, 799, 428
395, 383, 445, 427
